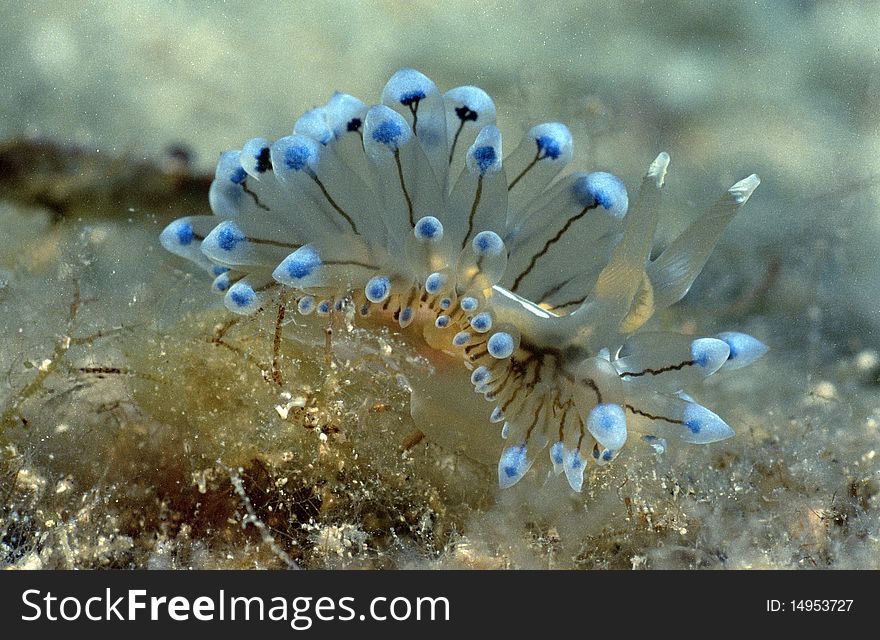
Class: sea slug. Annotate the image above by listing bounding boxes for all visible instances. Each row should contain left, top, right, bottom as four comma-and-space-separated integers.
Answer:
161, 68, 767, 492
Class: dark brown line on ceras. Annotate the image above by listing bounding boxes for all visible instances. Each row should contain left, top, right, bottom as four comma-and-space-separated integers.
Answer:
403, 287, 419, 314
394, 149, 415, 227
552, 293, 589, 311
448, 119, 466, 165
323, 260, 377, 270
584, 378, 602, 404
462, 176, 484, 250
507, 149, 541, 192
556, 365, 601, 404
251, 237, 302, 249
311, 175, 359, 234
487, 366, 515, 397
510, 204, 597, 292
514, 358, 548, 441
558, 399, 573, 444
241, 181, 271, 211
549, 387, 565, 443
464, 337, 489, 354
534, 277, 573, 307
190, 232, 300, 250
558, 373, 601, 450
558, 364, 603, 397
501, 354, 539, 413
408, 100, 420, 134
619, 360, 696, 378
625, 404, 684, 425
524, 397, 546, 442
501, 367, 526, 412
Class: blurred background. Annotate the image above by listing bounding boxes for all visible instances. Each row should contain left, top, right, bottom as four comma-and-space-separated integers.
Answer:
4, 0, 879, 339
1, 1, 878, 569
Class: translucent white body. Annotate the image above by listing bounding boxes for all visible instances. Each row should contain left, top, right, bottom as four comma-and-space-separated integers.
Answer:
161, 68, 766, 491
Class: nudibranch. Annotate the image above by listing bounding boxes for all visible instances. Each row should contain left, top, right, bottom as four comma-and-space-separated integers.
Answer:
160, 69, 766, 493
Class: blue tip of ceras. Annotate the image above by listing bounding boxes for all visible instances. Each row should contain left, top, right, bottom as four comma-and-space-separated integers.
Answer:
228, 165, 247, 185
215, 150, 246, 184
563, 448, 586, 492
284, 142, 316, 171
498, 444, 532, 489
371, 118, 404, 145
690, 338, 730, 375
572, 172, 629, 218
530, 123, 570, 159
681, 404, 735, 444
230, 287, 254, 307
470, 366, 491, 386
241, 137, 272, 178
424, 272, 447, 294
225, 281, 259, 315
487, 332, 515, 359
466, 125, 502, 175
469, 312, 493, 333
550, 441, 565, 466
269, 136, 319, 179
536, 135, 561, 159
317, 300, 332, 315
587, 403, 627, 451
273, 245, 322, 286
452, 331, 471, 347
294, 108, 334, 145
716, 331, 769, 371
472, 231, 504, 256
175, 221, 194, 245
323, 91, 367, 138
399, 89, 426, 105
364, 106, 412, 159
364, 275, 391, 303
160, 219, 195, 251
293, 296, 314, 315
216, 222, 246, 251
383, 68, 433, 108
414, 216, 443, 241
472, 146, 496, 173
287, 247, 321, 279
444, 85, 496, 125
212, 272, 230, 292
